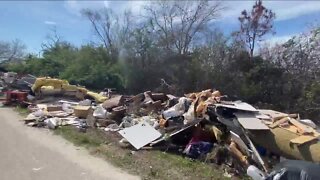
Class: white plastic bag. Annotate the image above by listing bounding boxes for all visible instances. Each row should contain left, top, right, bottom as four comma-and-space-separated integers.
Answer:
300, 119, 317, 129
33, 109, 45, 117
163, 97, 189, 119
46, 117, 60, 129
93, 105, 107, 119
79, 99, 92, 106
246, 165, 265, 180
62, 103, 73, 114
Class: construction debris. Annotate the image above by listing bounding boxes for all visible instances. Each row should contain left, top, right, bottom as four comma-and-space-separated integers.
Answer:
2, 73, 320, 177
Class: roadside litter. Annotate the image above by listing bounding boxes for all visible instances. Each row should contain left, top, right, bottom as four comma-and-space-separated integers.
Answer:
2, 73, 320, 178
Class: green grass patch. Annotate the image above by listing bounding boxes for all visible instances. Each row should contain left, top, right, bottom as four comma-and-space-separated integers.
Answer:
53, 126, 230, 180
153, 151, 228, 179
15, 105, 29, 116
54, 126, 106, 148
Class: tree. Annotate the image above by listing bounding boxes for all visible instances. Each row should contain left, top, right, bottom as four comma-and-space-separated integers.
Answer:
82, 8, 130, 58
0, 39, 26, 62
237, 0, 275, 58
41, 26, 62, 51
145, 1, 222, 55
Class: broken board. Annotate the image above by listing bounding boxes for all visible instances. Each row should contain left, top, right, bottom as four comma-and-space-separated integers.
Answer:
118, 122, 162, 150
258, 109, 288, 119
290, 135, 318, 146
230, 131, 251, 155
216, 101, 257, 112
234, 113, 269, 130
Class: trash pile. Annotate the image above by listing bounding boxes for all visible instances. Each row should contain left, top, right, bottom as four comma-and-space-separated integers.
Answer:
2, 74, 320, 179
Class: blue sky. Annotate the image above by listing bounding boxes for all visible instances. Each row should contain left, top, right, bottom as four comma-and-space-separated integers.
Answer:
0, 1, 319, 54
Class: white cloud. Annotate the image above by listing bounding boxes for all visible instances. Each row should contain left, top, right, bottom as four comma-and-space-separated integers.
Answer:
63, 1, 148, 18
102, 1, 149, 15
220, 1, 320, 23
44, 21, 57, 25
64, 1, 105, 16
62, 1, 320, 22
127, 1, 149, 14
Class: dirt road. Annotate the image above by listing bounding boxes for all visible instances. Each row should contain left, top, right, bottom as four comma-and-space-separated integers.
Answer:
0, 107, 140, 180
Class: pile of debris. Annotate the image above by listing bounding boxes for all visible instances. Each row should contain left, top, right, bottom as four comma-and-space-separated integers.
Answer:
2, 74, 320, 179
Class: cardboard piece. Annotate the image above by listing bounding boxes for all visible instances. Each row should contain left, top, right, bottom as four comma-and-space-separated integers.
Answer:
74, 106, 91, 118
118, 122, 162, 149
47, 105, 63, 112
37, 104, 48, 110
47, 111, 70, 117
234, 113, 269, 130
102, 95, 124, 109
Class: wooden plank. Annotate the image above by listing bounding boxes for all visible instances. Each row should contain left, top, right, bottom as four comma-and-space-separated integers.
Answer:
281, 125, 300, 134
269, 117, 289, 129
289, 118, 314, 135
258, 109, 288, 119
290, 135, 318, 145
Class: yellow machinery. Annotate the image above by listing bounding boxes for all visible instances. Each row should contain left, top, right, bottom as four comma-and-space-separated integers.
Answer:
31, 77, 107, 103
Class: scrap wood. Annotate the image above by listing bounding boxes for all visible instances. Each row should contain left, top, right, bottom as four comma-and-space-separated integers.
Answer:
127, 93, 144, 103
211, 125, 223, 143
47, 105, 63, 112
151, 93, 168, 102
288, 118, 314, 135
230, 131, 251, 155
290, 135, 318, 146
269, 117, 290, 129
281, 124, 301, 134
258, 109, 288, 120
241, 127, 268, 173
196, 101, 208, 118
102, 95, 124, 109
47, 111, 71, 117
150, 119, 202, 146
143, 100, 162, 112
229, 141, 249, 167
143, 91, 153, 104
273, 114, 298, 122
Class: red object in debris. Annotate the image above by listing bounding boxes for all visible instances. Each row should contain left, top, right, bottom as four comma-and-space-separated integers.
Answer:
4, 91, 28, 105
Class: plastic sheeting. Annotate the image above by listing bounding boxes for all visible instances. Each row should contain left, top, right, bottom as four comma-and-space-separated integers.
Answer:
266, 160, 320, 180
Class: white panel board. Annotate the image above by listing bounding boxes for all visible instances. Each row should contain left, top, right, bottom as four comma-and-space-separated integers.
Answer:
118, 122, 162, 150
230, 131, 251, 155
234, 113, 269, 130
216, 101, 258, 112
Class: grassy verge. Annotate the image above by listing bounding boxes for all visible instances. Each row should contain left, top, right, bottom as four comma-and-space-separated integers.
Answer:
14, 105, 29, 116
54, 126, 230, 180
